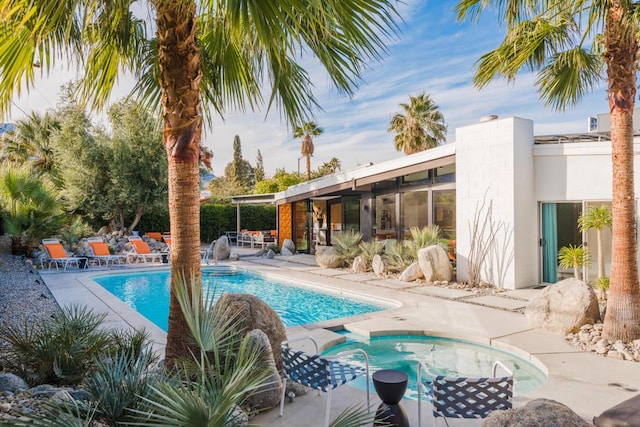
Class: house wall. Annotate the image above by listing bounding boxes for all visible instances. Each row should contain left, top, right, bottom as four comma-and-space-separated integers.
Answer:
455, 117, 538, 289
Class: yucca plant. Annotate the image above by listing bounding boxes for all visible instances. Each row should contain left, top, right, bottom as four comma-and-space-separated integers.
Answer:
358, 240, 385, 267
332, 231, 363, 267
383, 240, 416, 273
0, 305, 112, 386
558, 245, 591, 281
407, 225, 447, 259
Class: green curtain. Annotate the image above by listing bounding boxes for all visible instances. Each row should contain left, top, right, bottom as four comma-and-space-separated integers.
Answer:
542, 203, 558, 283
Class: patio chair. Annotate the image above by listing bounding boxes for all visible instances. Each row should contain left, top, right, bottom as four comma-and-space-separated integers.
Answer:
127, 236, 164, 264
280, 336, 370, 427
417, 360, 514, 427
41, 238, 88, 271
87, 237, 126, 269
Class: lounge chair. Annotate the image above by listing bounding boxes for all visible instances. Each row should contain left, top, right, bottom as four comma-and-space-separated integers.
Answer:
280, 336, 370, 427
41, 238, 88, 271
86, 237, 125, 269
417, 360, 513, 427
127, 236, 164, 264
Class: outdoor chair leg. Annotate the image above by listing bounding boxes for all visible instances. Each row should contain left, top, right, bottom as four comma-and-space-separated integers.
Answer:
325, 387, 332, 427
279, 378, 287, 417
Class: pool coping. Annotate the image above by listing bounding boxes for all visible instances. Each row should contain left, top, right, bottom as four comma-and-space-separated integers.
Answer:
39, 253, 640, 425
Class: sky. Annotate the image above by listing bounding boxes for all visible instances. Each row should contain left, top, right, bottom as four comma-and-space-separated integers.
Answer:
9, 1, 610, 177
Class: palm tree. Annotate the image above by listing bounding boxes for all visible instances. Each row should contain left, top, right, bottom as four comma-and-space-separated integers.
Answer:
578, 205, 613, 283
0, 1, 399, 364
388, 92, 446, 155
558, 244, 591, 281
456, 1, 640, 342
294, 121, 324, 180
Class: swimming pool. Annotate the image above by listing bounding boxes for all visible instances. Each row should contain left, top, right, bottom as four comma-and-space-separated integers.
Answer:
323, 334, 546, 399
93, 268, 389, 330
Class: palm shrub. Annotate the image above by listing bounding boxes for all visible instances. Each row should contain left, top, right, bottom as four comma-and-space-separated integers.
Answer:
383, 240, 416, 273
558, 245, 591, 281
358, 239, 385, 268
0, 305, 112, 386
58, 216, 94, 250
332, 231, 363, 267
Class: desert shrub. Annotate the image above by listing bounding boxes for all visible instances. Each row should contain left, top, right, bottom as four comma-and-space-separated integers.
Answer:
383, 240, 415, 273
0, 305, 112, 385
407, 225, 447, 258
358, 240, 385, 267
332, 231, 363, 266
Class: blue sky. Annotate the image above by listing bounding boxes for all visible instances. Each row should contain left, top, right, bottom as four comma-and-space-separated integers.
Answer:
10, 1, 609, 177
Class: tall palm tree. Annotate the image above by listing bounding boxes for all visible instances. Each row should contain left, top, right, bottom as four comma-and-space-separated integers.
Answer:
578, 205, 613, 283
456, 0, 640, 341
0, 0, 399, 364
388, 92, 446, 155
294, 121, 323, 180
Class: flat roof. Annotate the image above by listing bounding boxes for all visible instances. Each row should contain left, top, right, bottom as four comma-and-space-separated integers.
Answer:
534, 131, 640, 144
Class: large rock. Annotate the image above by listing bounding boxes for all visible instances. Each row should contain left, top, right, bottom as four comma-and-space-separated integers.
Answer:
315, 246, 341, 268
399, 261, 424, 282
525, 278, 601, 334
244, 329, 283, 410
214, 236, 230, 260
352, 255, 367, 273
214, 293, 287, 373
0, 373, 28, 392
281, 239, 296, 255
417, 245, 453, 282
482, 398, 591, 427
372, 254, 385, 276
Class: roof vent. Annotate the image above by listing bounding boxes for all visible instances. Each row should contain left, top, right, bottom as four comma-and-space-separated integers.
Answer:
480, 115, 498, 122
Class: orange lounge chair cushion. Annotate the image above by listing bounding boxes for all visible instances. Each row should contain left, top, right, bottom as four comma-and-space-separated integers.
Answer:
146, 232, 163, 241
131, 240, 151, 254
89, 242, 110, 256
44, 243, 68, 259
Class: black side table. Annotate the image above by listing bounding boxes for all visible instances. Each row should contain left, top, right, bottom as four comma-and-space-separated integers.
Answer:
372, 369, 410, 427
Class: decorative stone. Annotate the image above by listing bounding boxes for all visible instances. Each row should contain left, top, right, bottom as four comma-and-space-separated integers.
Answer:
227, 404, 249, 427
0, 402, 11, 412
372, 254, 385, 276
229, 252, 240, 261
352, 255, 367, 273
0, 373, 28, 393
214, 293, 287, 374
398, 261, 424, 282
266, 249, 275, 259
282, 239, 296, 254
524, 278, 601, 334
417, 245, 453, 282
315, 246, 341, 268
214, 236, 230, 260
482, 398, 591, 427
613, 341, 627, 352
281, 246, 294, 256
244, 329, 283, 410
607, 350, 624, 360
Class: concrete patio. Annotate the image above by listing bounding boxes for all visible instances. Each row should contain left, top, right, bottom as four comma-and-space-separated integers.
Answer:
39, 248, 640, 426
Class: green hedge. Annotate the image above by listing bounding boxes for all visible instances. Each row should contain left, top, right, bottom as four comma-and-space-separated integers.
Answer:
137, 204, 277, 243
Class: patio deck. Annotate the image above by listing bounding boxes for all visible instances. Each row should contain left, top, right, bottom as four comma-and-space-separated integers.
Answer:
40, 247, 640, 426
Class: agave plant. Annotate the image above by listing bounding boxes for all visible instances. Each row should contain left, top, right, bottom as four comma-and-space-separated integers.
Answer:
358, 240, 385, 267
383, 240, 416, 273
407, 225, 447, 258
332, 231, 363, 267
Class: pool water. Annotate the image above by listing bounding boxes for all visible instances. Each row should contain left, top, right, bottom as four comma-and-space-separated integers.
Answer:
93, 268, 388, 330
323, 334, 546, 399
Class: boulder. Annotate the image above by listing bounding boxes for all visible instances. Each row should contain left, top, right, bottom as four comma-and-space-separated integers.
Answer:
214, 293, 287, 373
227, 404, 249, 427
214, 236, 230, 260
372, 254, 385, 276
282, 239, 296, 255
482, 398, 591, 427
266, 249, 275, 259
229, 252, 240, 261
399, 261, 424, 282
244, 329, 283, 410
417, 245, 453, 282
0, 373, 28, 393
315, 246, 341, 268
352, 255, 367, 273
525, 278, 601, 334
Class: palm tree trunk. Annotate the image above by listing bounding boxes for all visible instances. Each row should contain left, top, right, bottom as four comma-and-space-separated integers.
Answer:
154, 0, 203, 366
306, 154, 311, 180
596, 229, 605, 279
602, 3, 640, 341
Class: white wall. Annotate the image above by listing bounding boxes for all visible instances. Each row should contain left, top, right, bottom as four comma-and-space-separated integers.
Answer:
455, 117, 538, 289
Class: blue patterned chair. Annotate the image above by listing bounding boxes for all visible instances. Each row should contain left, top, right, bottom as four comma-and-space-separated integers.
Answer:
280, 336, 370, 427
417, 360, 514, 427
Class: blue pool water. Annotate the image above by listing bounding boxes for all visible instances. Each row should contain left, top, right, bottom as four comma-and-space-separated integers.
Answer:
323, 334, 546, 399
93, 268, 388, 330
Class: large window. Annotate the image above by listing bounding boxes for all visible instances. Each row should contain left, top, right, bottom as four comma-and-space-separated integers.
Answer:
401, 191, 429, 238
374, 193, 396, 240
433, 189, 455, 239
